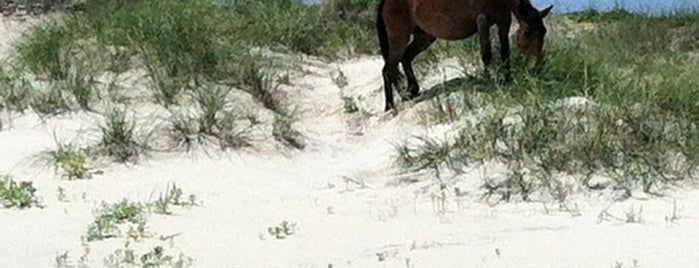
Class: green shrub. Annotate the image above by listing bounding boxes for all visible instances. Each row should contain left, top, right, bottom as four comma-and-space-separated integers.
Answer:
0, 176, 39, 209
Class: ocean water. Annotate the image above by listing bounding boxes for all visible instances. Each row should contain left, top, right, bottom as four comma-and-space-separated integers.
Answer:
302, 0, 699, 14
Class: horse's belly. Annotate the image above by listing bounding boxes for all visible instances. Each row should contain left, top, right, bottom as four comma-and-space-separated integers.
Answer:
411, 1, 480, 40
421, 19, 479, 40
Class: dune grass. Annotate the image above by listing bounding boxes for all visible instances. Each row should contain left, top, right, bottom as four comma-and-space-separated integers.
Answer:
4, 0, 377, 114
5, 0, 699, 196
398, 9, 699, 198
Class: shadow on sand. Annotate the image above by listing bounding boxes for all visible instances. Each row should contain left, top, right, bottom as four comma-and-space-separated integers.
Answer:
411, 75, 498, 104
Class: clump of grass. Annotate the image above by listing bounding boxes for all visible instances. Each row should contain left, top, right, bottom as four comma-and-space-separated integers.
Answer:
165, 86, 252, 151
87, 200, 145, 241
49, 143, 91, 179
194, 84, 230, 135
14, 23, 98, 115
15, 22, 74, 81
166, 111, 200, 150
99, 108, 140, 162
0, 175, 39, 209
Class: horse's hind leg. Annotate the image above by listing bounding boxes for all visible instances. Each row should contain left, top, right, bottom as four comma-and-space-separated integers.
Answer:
401, 28, 436, 100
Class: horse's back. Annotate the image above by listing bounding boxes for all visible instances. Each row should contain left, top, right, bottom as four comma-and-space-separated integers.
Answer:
392, 0, 517, 40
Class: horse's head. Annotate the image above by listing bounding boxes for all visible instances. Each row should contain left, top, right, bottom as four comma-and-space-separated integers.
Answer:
515, 5, 553, 65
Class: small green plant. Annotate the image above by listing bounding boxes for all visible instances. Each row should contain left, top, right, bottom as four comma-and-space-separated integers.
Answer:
150, 183, 197, 215
49, 143, 90, 179
267, 220, 296, 239
341, 96, 359, 113
0, 175, 39, 209
100, 108, 140, 162
87, 200, 145, 241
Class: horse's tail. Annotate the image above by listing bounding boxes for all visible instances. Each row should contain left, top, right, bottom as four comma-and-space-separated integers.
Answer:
376, 0, 389, 60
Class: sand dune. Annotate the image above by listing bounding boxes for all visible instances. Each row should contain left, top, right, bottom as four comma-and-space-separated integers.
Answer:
2, 16, 699, 268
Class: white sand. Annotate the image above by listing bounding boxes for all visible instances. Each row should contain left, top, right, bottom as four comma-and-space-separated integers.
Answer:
2, 17, 699, 268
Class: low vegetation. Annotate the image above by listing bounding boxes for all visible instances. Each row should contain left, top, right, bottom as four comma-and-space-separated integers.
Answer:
68, 185, 196, 267
86, 184, 196, 241
105, 245, 193, 268
1, 0, 378, 156
398, 9, 699, 199
1, 0, 697, 208
87, 200, 145, 241
0, 175, 39, 209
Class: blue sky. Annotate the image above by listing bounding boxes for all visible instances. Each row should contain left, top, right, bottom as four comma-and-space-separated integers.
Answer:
531, 0, 699, 13
303, 0, 699, 14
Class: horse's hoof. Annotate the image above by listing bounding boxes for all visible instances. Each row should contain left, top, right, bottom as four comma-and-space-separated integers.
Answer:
401, 92, 420, 101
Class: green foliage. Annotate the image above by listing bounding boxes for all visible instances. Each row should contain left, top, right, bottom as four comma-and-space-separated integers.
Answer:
567, 7, 642, 22
50, 144, 90, 179
0, 176, 39, 209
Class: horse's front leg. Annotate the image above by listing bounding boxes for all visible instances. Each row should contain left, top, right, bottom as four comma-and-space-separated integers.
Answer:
497, 16, 512, 81
476, 14, 493, 77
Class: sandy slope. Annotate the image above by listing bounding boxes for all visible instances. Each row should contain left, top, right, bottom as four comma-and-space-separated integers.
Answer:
3, 17, 699, 268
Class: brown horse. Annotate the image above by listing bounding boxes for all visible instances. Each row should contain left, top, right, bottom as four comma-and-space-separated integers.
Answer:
377, 0, 553, 111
